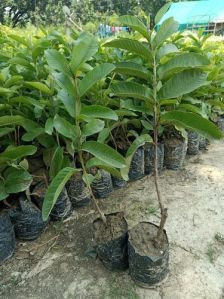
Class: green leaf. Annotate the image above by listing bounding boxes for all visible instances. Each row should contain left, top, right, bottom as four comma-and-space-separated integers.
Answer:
157, 43, 179, 60
104, 38, 152, 60
86, 158, 123, 179
79, 63, 115, 97
52, 72, 76, 97
118, 15, 150, 40
53, 115, 76, 140
10, 96, 43, 109
158, 53, 210, 79
81, 105, 118, 120
97, 128, 111, 143
152, 17, 179, 49
178, 104, 202, 115
82, 119, 105, 137
121, 99, 148, 113
0, 87, 15, 95
25, 81, 53, 95
49, 146, 64, 180
9, 34, 29, 47
0, 127, 15, 137
45, 49, 71, 76
0, 145, 37, 163
45, 118, 54, 135
4, 168, 32, 194
159, 70, 208, 99
22, 128, 45, 142
5, 75, 23, 87
58, 89, 76, 118
42, 167, 79, 221
9, 57, 34, 70
115, 62, 150, 81
112, 82, 153, 102
155, 2, 172, 25
82, 141, 126, 169
160, 99, 178, 106
161, 111, 223, 139
70, 32, 98, 73
0, 180, 8, 201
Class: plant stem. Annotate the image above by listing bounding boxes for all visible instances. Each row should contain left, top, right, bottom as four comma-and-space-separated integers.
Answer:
78, 150, 107, 224
152, 53, 168, 248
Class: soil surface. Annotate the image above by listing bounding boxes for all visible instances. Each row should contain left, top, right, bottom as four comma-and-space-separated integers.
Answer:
93, 212, 127, 243
128, 222, 168, 256
1, 141, 224, 299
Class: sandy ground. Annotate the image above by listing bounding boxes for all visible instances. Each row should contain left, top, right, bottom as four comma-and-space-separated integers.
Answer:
0, 141, 224, 299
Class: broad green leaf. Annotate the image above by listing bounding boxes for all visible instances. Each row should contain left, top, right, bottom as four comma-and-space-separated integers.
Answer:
86, 158, 123, 179
104, 38, 152, 60
82, 141, 126, 169
53, 114, 76, 140
81, 105, 118, 120
0, 127, 15, 137
22, 128, 45, 142
82, 119, 105, 137
207, 100, 224, 110
42, 167, 79, 221
155, 2, 172, 24
49, 146, 64, 180
115, 62, 150, 81
178, 103, 202, 115
158, 53, 210, 79
70, 32, 98, 73
9, 57, 34, 70
58, 89, 76, 118
45, 118, 54, 135
25, 81, 53, 95
160, 99, 178, 106
141, 120, 153, 130
45, 49, 71, 76
121, 99, 148, 113
97, 128, 111, 143
112, 82, 153, 102
79, 63, 115, 97
4, 168, 33, 194
9, 34, 29, 47
0, 180, 8, 201
38, 134, 56, 148
159, 70, 208, 99
5, 75, 23, 87
118, 15, 150, 40
157, 43, 179, 60
152, 18, 179, 49
0, 145, 37, 163
0, 87, 15, 95
161, 111, 223, 139
10, 96, 43, 109
52, 72, 76, 97
115, 109, 137, 117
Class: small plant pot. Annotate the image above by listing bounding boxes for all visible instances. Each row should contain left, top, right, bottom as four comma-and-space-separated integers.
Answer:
144, 143, 164, 175
112, 176, 127, 189
0, 212, 16, 262
9, 197, 47, 241
128, 222, 169, 288
187, 131, 200, 155
91, 170, 113, 198
129, 146, 145, 181
93, 212, 129, 271
199, 135, 207, 150
32, 182, 72, 221
66, 172, 91, 208
217, 117, 224, 132
164, 138, 187, 170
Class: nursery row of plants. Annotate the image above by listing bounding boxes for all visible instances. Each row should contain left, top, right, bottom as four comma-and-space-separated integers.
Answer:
0, 6, 224, 287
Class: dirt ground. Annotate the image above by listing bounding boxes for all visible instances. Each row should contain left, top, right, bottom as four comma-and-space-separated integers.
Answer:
0, 141, 224, 299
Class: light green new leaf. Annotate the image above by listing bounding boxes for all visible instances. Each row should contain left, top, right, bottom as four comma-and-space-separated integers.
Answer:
42, 167, 80, 221
79, 63, 115, 97
25, 81, 53, 95
53, 115, 76, 140
9, 34, 29, 47
70, 32, 98, 73
82, 141, 126, 169
49, 146, 64, 180
45, 118, 54, 135
81, 105, 118, 120
104, 38, 152, 60
152, 17, 179, 49
45, 49, 71, 76
118, 15, 150, 40
159, 70, 208, 99
4, 168, 33, 194
115, 62, 150, 81
155, 2, 172, 24
158, 53, 210, 79
112, 82, 153, 102
161, 111, 223, 139
82, 119, 105, 137
0, 87, 15, 95
0, 145, 36, 163
0, 115, 25, 127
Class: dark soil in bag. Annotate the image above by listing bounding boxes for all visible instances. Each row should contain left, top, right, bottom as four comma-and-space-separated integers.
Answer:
66, 172, 91, 208
128, 147, 144, 181
199, 136, 208, 150
93, 212, 129, 271
187, 131, 200, 155
164, 138, 187, 170
91, 170, 113, 199
32, 182, 72, 221
217, 117, 224, 132
128, 222, 169, 288
112, 176, 127, 189
0, 212, 16, 262
9, 197, 46, 241
144, 143, 164, 175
